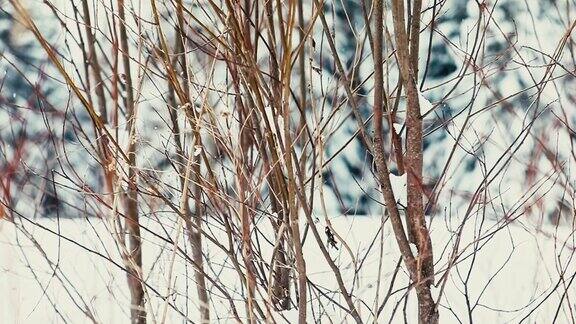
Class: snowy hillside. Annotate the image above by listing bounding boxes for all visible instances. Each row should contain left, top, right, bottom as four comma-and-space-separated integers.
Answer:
1, 0, 575, 219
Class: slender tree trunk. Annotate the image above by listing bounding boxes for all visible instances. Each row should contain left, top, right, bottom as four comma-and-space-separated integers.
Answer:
173, 0, 211, 321
118, 1, 145, 323
376, 0, 438, 323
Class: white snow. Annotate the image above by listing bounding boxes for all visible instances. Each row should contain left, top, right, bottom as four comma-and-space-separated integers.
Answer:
2, 216, 574, 323
193, 145, 202, 157
392, 122, 403, 135
418, 90, 434, 116
390, 173, 407, 206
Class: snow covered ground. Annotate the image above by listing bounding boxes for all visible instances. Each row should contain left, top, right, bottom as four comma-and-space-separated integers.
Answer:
1, 215, 575, 323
